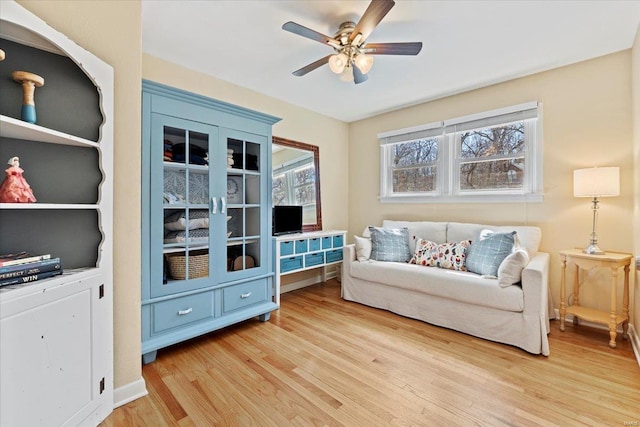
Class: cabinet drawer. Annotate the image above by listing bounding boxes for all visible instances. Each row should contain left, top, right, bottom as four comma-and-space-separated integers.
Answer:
308, 237, 321, 251
333, 235, 344, 247
280, 241, 294, 256
322, 236, 332, 249
281, 256, 303, 273
223, 279, 268, 314
305, 252, 325, 267
295, 239, 308, 253
152, 292, 214, 334
326, 249, 343, 263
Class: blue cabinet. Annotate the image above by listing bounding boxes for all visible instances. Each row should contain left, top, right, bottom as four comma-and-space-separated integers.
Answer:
141, 81, 280, 363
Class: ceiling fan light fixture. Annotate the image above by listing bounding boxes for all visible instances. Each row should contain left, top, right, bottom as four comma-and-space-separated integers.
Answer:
328, 52, 348, 74
339, 65, 354, 82
354, 53, 374, 74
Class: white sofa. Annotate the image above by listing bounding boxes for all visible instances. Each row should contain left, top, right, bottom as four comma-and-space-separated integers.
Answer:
341, 220, 553, 356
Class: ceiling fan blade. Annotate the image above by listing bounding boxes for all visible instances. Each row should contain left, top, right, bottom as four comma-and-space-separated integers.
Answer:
292, 55, 332, 76
349, 0, 396, 44
283, 21, 339, 46
364, 42, 423, 55
352, 64, 368, 84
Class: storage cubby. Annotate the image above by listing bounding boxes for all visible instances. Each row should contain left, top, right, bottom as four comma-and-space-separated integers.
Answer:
0, 2, 114, 425
273, 230, 346, 305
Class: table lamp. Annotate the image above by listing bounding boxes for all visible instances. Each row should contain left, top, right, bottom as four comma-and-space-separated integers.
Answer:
573, 166, 620, 255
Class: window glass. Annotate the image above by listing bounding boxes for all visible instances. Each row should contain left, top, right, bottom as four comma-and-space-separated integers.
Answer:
391, 139, 439, 193
458, 122, 525, 191
378, 103, 541, 202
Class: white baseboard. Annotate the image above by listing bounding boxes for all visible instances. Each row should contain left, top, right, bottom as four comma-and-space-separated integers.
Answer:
112, 377, 148, 409
553, 309, 640, 368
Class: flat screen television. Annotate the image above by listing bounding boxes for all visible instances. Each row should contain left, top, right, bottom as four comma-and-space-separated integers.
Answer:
273, 205, 303, 236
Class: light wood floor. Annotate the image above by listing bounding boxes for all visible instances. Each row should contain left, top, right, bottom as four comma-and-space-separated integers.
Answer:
102, 280, 640, 426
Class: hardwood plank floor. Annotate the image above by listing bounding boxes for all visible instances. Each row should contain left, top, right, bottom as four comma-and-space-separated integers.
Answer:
102, 280, 640, 426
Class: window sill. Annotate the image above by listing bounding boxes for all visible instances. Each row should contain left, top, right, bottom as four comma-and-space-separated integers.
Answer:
379, 193, 544, 204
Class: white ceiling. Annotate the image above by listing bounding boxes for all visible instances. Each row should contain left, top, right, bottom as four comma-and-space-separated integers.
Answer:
142, 1, 640, 123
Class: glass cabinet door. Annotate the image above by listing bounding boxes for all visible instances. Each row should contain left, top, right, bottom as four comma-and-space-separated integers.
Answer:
150, 114, 219, 297
222, 129, 269, 280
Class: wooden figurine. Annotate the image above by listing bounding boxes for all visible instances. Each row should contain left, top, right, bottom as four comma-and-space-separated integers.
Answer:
12, 70, 44, 124
0, 157, 37, 203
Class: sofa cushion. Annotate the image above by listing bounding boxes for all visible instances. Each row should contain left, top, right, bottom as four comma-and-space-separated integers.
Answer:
354, 235, 372, 261
349, 260, 524, 312
498, 249, 529, 287
382, 220, 447, 253
446, 222, 541, 256
466, 230, 516, 276
369, 226, 411, 262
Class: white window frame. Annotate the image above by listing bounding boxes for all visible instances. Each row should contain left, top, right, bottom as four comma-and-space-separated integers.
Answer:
379, 102, 543, 203
272, 155, 316, 207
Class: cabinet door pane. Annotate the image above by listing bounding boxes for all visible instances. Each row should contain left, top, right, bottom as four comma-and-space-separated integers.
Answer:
223, 132, 267, 278
151, 116, 217, 297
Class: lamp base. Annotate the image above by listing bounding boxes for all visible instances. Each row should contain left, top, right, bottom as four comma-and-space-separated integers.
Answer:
583, 243, 605, 255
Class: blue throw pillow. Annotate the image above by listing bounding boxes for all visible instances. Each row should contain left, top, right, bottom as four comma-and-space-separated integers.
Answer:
466, 230, 516, 276
368, 226, 411, 262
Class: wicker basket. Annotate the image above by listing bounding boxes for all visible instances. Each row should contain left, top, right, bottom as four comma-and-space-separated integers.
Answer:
166, 250, 208, 280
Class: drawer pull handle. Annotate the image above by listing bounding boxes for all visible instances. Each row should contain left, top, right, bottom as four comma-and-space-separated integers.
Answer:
178, 308, 193, 316
241, 292, 252, 299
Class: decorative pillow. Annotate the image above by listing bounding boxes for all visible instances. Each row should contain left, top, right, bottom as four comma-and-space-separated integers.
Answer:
466, 230, 516, 276
368, 226, 411, 262
354, 235, 372, 262
435, 240, 472, 271
498, 249, 529, 287
410, 238, 438, 266
164, 210, 209, 231
411, 239, 471, 271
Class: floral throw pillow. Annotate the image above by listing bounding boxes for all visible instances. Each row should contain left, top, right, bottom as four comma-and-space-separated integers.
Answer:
410, 239, 471, 271
436, 240, 472, 271
410, 238, 438, 266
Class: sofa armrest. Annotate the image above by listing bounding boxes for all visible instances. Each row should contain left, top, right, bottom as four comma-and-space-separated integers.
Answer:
521, 252, 551, 320
343, 244, 357, 264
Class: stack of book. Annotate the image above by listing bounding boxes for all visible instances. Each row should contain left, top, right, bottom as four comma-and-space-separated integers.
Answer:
0, 252, 63, 287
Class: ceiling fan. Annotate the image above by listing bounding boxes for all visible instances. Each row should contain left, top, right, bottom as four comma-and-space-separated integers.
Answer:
282, 0, 422, 84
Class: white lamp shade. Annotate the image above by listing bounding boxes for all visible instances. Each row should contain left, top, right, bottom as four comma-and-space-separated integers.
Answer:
328, 53, 348, 74
354, 53, 374, 74
339, 65, 354, 82
573, 166, 620, 197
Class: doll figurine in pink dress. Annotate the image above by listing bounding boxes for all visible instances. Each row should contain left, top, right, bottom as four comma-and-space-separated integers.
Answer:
0, 156, 36, 203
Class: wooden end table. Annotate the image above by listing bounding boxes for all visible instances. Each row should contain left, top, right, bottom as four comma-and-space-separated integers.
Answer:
559, 249, 632, 348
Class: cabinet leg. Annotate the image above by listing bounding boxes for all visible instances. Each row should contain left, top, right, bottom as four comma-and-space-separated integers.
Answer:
259, 312, 271, 322
142, 351, 157, 364
622, 321, 629, 340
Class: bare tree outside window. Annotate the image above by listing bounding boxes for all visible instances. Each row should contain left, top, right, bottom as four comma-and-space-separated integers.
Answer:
391, 138, 439, 193
272, 174, 286, 205
379, 103, 540, 202
272, 161, 316, 206
459, 122, 525, 191
294, 166, 316, 205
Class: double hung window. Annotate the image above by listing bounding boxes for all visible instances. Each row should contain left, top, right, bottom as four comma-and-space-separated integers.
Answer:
272, 155, 316, 207
379, 102, 542, 203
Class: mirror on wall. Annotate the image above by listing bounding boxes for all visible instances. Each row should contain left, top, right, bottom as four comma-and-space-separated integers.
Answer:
272, 136, 322, 232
